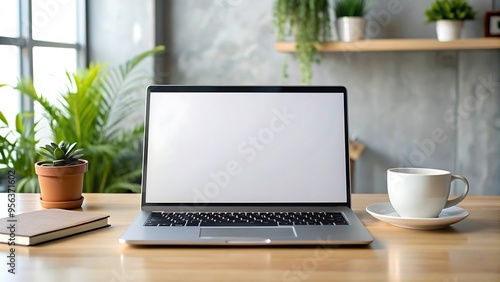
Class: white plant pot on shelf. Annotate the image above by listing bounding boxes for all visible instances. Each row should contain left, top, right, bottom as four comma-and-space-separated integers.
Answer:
337, 17, 366, 42
436, 20, 463, 42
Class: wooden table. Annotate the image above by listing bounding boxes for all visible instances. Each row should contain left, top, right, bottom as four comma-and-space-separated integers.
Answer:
1, 194, 499, 281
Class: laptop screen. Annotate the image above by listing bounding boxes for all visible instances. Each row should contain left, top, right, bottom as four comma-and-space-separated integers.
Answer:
143, 86, 349, 205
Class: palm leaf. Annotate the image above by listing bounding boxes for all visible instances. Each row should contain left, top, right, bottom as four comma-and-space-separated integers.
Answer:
99, 46, 164, 134
16, 176, 39, 193
15, 80, 61, 119
105, 182, 141, 193
0, 111, 8, 126
15, 114, 24, 134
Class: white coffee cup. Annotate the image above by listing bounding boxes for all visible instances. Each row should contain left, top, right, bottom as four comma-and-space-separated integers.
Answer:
387, 168, 469, 218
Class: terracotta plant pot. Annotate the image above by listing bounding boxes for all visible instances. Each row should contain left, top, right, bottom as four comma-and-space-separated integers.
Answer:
35, 160, 88, 209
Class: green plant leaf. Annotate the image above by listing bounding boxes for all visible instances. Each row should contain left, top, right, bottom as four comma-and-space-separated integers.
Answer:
38, 150, 55, 160
54, 159, 68, 166
273, 0, 330, 84
43, 144, 55, 154
66, 142, 77, 155
16, 176, 39, 193
0, 111, 8, 126
54, 147, 64, 159
424, 0, 475, 23
334, 0, 366, 17
58, 140, 67, 151
105, 182, 141, 193
15, 113, 23, 134
67, 148, 84, 160
71, 154, 84, 160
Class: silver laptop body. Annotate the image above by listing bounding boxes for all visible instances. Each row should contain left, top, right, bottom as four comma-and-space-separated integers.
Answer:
120, 86, 373, 246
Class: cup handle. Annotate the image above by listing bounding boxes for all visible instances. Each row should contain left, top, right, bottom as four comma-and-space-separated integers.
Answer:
443, 175, 469, 209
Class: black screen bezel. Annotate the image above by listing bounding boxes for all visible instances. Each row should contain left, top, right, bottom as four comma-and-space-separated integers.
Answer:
141, 86, 351, 209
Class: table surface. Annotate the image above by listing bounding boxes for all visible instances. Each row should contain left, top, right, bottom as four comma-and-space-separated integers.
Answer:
0, 193, 499, 281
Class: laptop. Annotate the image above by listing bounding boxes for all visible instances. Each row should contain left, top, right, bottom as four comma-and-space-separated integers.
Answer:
119, 86, 373, 246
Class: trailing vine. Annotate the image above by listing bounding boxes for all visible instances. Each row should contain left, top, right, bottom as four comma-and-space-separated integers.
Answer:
273, 0, 331, 84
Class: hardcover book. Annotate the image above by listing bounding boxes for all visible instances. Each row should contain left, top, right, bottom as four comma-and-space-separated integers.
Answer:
0, 209, 110, 246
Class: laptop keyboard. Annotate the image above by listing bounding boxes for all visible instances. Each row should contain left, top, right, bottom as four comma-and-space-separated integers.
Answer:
144, 212, 348, 227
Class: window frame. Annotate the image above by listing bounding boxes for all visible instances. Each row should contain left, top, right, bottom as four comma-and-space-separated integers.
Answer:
0, 0, 87, 113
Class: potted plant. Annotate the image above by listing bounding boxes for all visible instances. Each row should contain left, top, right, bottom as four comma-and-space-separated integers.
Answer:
334, 0, 367, 42
425, 0, 476, 41
35, 141, 87, 209
273, 0, 331, 84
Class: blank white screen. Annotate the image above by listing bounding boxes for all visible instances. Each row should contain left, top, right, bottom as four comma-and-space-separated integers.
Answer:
145, 92, 348, 203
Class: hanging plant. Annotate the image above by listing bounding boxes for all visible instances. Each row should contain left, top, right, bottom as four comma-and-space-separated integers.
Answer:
273, 0, 331, 84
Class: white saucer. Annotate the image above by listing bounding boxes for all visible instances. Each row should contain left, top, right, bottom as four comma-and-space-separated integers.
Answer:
366, 202, 469, 230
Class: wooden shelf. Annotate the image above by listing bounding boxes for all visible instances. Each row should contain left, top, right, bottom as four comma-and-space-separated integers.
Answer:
275, 38, 500, 52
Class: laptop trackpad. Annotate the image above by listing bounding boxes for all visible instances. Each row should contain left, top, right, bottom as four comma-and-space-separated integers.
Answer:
199, 227, 296, 238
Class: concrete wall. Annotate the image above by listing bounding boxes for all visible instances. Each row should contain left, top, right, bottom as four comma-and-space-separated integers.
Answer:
85, 0, 499, 195
87, 0, 155, 124
87, 0, 155, 68
165, 0, 500, 195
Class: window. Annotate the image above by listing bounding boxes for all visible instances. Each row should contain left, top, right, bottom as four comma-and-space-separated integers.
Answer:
0, 0, 86, 134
